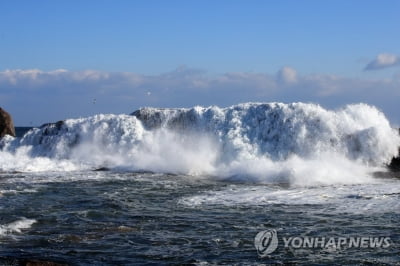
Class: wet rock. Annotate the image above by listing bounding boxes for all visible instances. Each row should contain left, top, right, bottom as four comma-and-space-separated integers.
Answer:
389, 154, 400, 171
131, 108, 168, 129
0, 107, 16, 138
93, 167, 110, 172
40, 120, 65, 135
388, 128, 400, 172
131, 107, 200, 131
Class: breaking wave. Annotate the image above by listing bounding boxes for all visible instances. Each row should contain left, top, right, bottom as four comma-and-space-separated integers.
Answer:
1, 102, 399, 186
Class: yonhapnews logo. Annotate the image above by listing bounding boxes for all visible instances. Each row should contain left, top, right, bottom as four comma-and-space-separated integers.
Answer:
254, 229, 392, 257
254, 229, 279, 257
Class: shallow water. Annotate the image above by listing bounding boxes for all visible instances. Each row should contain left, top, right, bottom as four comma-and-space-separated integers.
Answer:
0, 171, 399, 265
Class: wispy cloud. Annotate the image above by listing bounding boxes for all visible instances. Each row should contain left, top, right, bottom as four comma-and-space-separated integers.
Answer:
364, 53, 400, 70
277, 66, 298, 84
1, 66, 399, 125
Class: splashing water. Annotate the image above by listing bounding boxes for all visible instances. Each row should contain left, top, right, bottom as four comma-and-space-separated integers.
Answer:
0, 102, 399, 186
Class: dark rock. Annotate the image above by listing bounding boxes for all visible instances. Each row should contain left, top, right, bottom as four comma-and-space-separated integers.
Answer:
389, 154, 400, 171
35, 120, 80, 149
0, 107, 16, 138
131, 107, 199, 131
131, 108, 166, 129
388, 128, 400, 172
93, 167, 110, 171
40, 120, 65, 131
39, 121, 67, 140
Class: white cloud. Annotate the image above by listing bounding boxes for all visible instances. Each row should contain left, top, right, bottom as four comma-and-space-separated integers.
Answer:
0, 67, 399, 125
364, 53, 400, 70
277, 66, 298, 84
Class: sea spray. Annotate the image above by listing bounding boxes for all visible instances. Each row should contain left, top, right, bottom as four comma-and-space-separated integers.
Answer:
0, 102, 399, 185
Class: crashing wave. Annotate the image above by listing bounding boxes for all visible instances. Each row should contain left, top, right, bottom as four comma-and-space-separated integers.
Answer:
0, 102, 399, 185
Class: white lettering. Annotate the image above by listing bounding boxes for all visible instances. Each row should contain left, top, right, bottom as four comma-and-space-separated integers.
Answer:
382, 237, 391, 248
314, 237, 325, 248
291, 237, 303, 248
324, 237, 336, 249
360, 237, 369, 248
349, 237, 360, 248
369, 237, 384, 248
303, 237, 314, 248
282, 237, 292, 248
337, 237, 347, 249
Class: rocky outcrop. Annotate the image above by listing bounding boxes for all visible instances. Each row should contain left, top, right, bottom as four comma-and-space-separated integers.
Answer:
131, 108, 174, 129
0, 107, 16, 138
388, 128, 400, 171
389, 155, 400, 171
131, 107, 202, 131
37, 120, 81, 147
40, 120, 65, 135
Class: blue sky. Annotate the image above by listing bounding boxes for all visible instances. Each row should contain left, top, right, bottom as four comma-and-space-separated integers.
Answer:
0, 0, 399, 125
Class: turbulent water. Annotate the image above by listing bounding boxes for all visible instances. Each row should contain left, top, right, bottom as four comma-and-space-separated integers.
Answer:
0, 102, 399, 264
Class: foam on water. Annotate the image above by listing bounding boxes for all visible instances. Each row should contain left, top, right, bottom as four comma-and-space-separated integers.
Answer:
179, 181, 400, 214
0, 218, 36, 238
0, 102, 399, 186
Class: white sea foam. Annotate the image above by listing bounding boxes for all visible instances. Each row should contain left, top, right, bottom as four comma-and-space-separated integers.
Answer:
0, 218, 37, 237
0, 102, 399, 186
179, 181, 400, 214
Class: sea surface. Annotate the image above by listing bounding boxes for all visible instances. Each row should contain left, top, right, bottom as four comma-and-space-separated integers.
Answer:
1, 103, 399, 264
0, 171, 399, 265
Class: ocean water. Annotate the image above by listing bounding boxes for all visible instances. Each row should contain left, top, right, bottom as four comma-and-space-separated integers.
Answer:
0, 103, 399, 264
